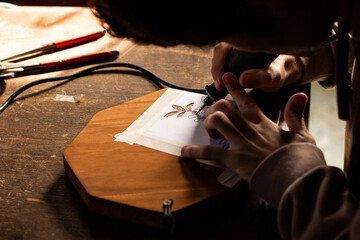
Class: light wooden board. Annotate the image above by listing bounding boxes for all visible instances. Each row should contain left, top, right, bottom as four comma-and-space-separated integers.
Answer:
63, 89, 247, 227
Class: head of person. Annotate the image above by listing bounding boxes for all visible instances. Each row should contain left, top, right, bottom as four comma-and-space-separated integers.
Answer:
93, 0, 341, 55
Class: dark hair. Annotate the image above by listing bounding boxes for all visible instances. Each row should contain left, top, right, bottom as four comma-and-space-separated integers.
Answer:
94, 0, 274, 47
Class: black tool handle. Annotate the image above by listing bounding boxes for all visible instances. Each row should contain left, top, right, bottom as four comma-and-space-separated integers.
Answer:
205, 48, 277, 103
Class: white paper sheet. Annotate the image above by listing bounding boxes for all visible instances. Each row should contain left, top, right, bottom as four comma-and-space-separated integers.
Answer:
114, 88, 210, 154
114, 88, 240, 187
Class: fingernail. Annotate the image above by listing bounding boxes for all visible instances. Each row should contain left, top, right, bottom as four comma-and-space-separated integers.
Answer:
293, 95, 308, 116
294, 95, 308, 109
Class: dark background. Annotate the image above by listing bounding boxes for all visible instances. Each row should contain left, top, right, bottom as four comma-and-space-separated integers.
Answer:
7, 1, 88, 6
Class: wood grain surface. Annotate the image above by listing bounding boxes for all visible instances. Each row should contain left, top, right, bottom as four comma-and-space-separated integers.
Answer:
63, 88, 244, 227
0, 6, 282, 240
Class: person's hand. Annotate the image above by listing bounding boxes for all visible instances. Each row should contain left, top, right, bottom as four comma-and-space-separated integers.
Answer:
181, 72, 315, 182
211, 42, 303, 92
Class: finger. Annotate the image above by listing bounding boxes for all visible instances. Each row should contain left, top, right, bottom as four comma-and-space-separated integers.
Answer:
284, 93, 308, 131
204, 100, 235, 139
204, 110, 244, 144
205, 99, 238, 118
211, 42, 232, 89
278, 55, 303, 86
181, 145, 258, 182
204, 120, 222, 139
205, 99, 257, 137
181, 144, 227, 165
239, 55, 303, 92
222, 72, 263, 123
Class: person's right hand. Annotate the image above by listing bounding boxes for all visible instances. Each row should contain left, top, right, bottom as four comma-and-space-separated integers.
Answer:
181, 72, 315, 182
211, 42, 304, 92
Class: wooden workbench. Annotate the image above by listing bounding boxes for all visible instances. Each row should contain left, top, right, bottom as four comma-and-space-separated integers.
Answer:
0, 6, 281, 239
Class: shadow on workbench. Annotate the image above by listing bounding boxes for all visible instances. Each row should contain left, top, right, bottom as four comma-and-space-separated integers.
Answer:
44, 173, 281, 240
44, 173, 162, 239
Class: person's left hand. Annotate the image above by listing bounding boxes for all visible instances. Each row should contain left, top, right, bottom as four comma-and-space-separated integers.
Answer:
211, 42, 303, 92
181, 72, 316, 182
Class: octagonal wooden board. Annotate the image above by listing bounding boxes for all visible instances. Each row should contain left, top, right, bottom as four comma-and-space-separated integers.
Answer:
63, 89, 249, 227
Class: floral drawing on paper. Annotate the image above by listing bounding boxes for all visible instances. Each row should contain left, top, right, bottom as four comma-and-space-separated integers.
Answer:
163, 96, 208, 121
163, 102, 194, 118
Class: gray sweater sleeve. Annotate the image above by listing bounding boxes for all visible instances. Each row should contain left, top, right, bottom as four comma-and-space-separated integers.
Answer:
250, 143, 360, 239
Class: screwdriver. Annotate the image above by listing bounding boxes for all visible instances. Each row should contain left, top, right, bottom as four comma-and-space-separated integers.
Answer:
197, 49, 278, 113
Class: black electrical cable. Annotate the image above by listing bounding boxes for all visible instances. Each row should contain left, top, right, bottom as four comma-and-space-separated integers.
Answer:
0, 62, 206, 114
1, 33, 340, 115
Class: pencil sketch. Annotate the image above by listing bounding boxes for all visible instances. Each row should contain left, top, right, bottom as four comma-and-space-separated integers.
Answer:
163, 95, 208, 122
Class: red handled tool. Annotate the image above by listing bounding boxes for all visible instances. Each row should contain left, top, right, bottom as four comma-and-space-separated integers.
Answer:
0, 29, 119, 80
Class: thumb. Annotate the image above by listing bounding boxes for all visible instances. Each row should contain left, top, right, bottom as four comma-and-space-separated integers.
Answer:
284, 93, 308, 131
